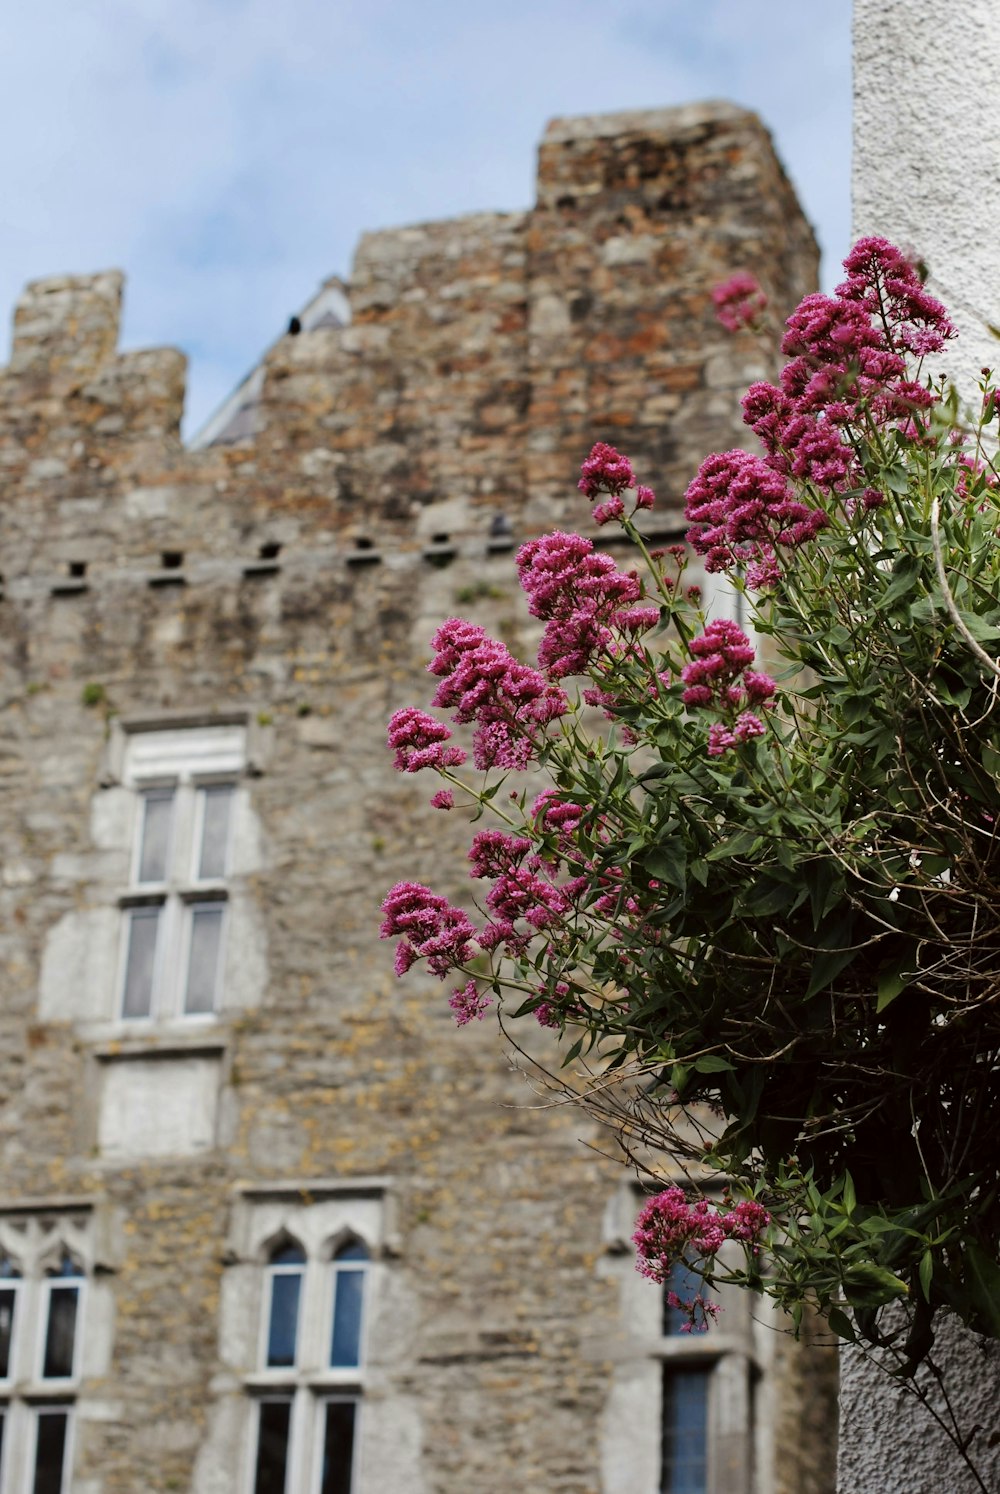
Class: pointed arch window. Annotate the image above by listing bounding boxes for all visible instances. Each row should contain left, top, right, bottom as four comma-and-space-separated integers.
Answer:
0, 1255, 22, 1383
329, 1241, 368, 1372
40, 1252, 84, 1382
263, 1241, 306, 1371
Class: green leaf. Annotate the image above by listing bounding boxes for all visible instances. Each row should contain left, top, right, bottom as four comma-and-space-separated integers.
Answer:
965, 1244, 1000, 1337
706, 829, 759, 862
693, 1054, 734, 1074
827, 1307, 857, 1344
876, 958, 913, 1013
918, 1249, 934, 1304
644, 841, 687, 894
842, 1263, 909, 1309
805, 941, 858, 1000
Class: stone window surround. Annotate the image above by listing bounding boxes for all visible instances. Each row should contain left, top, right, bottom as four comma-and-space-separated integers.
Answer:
113, 718, 248, 1026
600, 1179, 760, 1494
223, 1181, 400, 1494
0, 1198, 114, 1494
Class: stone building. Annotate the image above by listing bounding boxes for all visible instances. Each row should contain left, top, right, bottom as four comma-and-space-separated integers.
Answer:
0, 102, 834, 1493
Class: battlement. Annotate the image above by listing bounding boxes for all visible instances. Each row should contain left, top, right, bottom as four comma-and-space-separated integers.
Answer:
0, 101, 817, 552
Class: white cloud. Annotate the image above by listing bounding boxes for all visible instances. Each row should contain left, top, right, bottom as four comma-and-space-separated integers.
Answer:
0, 0, 851, 434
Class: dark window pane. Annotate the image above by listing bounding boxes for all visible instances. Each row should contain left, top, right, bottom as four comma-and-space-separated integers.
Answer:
330, 1269, 365, 1369
122, 907, 159, 1018
334, 1241, 368, 1263
0, 1256, 21, 1279
42, 1286, 79, 1378
661, 1367, 710, 1494
32, 1409, 69, 1494
198, 786, 233, 879
138, 789, 174, 883
319, 1401, 356, 1494
0, 1408, 4, 1471
0, 1286, 16, 1377
270, 1242, 305, 1267
663, 1259, 711, 1337
253, 1400, 291, 1494
266, 1273, 301, 1368
184, 906, 224, 1015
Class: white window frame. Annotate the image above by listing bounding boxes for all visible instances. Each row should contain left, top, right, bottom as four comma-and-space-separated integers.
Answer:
326, 1247, 370, 1378
26, 1404, 75, 1494
116, 727, 245, 1025
35, 1268, 86, 1385
0, 1214, 92, 1494
310, 1394, 362, 1494
0, 1274, 23, 1389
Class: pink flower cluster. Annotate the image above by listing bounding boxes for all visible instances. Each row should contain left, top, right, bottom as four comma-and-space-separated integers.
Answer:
387, 707, 468, 773
517, 532, 657, 679
684, 448, 826, 587
688, 239, 956, 588
428, 619, 569, 770
632, 1187, 770, 1285
712, 272, 767, 333
577, 442, 655, 524
469, 829, 581, 942
380, 881, 477, 980
680, 621, 775, 757
448, 979, 492, 1026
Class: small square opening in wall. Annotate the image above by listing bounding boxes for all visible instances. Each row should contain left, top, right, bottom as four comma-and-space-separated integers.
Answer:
243, 541, 283, 580
422, 533, 457, 568
149, 551, 187, 588
51, 561, 89, 597
345, 537, 381, 568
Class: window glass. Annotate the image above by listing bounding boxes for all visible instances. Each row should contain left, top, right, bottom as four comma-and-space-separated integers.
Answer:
318, 1401, 356, 1494
330, 1242, 368, 1371
266, 1272, 302, 1369
197, 786, 233, 880
121, 907, 160, 1018
137, 789, 174, 884
31, 1408, 69, 1494
42, 1255, 82, 1381
663, 1258, 710, 1337
183, 905, 224, 1015
0, 1284, 17, 1378
253, 1399, 292, 1494
660, 1366, 710, 1494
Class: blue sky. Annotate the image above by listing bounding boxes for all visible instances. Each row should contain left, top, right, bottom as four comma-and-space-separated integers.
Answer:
0, 0, 851, 437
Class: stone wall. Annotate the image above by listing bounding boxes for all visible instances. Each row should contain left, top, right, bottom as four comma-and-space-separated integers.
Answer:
0, 103, 832, 1493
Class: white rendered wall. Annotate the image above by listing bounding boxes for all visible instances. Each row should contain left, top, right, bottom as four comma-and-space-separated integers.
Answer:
853, 0, 1000, 405
847, 3, 1000, 1487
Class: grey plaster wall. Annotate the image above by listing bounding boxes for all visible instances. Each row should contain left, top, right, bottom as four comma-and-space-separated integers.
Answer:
849, 5, 1000, 1484
853, 0, 1000, 405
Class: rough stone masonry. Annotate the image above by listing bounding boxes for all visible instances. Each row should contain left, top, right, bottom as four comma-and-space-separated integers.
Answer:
0, 103, 835, 1493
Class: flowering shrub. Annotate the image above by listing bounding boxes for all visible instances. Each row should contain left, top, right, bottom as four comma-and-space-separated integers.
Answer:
381, 238, 1000, 1373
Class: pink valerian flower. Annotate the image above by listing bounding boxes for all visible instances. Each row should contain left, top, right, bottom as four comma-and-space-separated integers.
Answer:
635, 485, 656, 510
516, 532, 646, 678
592, 496, 625, 525
684, 448, 826, 585
740, 240, 955, 506
387, 707, 468, 773
680, 622, 774, 756
835, 237, 955, 355
534, 1001, 561, 1029
429, 789, 454, 810
380, 882, 478, 980
712, 272, 767, 333
722, 1199, 771, 1243
428, 618, 569, 770
449, 980, 492, 1026
633, 1188, 771, 1286
707, 723, 737, 757
468, 829, 575, 931
578, 441, 636, 498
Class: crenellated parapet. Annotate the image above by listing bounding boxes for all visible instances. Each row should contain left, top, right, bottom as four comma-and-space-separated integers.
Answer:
0, 102, 818, 576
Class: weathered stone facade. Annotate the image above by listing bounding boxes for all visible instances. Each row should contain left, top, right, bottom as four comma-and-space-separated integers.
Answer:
0, 102, 834, 1493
